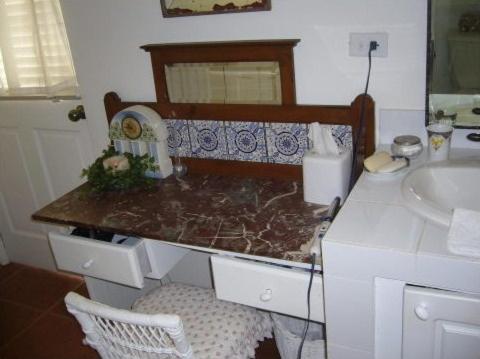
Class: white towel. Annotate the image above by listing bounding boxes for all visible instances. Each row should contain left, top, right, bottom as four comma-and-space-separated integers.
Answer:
447, 208, 480, 258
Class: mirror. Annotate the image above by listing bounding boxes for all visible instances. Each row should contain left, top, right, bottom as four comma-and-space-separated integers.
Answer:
164, 62, 282, 105
427, 0, 480, 128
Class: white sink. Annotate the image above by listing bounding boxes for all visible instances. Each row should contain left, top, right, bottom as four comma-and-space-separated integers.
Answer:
401, 159, 480, 227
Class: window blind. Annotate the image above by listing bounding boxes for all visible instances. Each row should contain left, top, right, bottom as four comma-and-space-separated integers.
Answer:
0, 0, 78, 97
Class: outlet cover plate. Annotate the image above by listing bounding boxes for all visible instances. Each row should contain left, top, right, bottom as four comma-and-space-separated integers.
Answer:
349, 32, 388, 57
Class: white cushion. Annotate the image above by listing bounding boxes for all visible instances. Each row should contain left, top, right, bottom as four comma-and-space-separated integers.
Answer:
133, 283, 272, 359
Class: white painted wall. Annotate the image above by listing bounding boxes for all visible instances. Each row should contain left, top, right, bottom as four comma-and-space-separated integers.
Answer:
61, 0, 428, 155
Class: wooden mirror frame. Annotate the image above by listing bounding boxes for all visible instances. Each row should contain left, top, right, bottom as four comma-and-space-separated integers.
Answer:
141, 40, 299, 105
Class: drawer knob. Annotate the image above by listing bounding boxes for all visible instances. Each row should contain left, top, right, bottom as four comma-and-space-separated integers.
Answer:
260, 289, 272, 302
82, 259, 94, 270
414, 303, 429, 321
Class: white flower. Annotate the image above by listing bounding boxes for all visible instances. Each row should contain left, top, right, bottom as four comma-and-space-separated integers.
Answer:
103, 155, 130, 173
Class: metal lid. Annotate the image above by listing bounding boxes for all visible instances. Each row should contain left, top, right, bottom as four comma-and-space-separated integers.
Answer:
393, 135, 421, 146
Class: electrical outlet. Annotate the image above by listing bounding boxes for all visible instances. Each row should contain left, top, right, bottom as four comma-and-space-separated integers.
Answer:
349, 32, 388, 57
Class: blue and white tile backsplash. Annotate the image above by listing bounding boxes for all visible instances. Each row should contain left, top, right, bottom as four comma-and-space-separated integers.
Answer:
166, 119, 352, 165
189, 120, 228, 159
331, 125, 353, 150
226, 121, 268, 162
266, 123, 308, 164
167, 119, 191, 157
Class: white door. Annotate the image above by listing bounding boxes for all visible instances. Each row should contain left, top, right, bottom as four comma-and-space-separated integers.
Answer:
403, 285, 480, 359
0, 99, 95, 270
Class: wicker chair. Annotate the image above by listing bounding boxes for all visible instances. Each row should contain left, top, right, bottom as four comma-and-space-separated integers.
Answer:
65, 283, 272, 359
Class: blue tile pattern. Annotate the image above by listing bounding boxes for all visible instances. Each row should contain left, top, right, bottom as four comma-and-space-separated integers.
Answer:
166, 119, 191, 157
331, 125, 353, 150
265, 123, 308, 164
163, 120, 350, 165
225, 121, 267, 162
189, 120, 228, 159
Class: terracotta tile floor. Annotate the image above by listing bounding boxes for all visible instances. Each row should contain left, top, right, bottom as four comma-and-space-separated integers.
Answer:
0, 263, 99, 359
0, 263, 280, 359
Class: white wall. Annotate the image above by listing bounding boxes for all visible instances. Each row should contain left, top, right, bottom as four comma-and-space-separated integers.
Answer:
61, 0, 428, 155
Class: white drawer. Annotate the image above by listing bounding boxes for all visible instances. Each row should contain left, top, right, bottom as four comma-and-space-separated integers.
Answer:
211, 255, 324, 322
49, 231, 151, 288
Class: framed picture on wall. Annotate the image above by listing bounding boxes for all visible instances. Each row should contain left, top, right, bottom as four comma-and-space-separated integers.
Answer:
160, 0, 271, 17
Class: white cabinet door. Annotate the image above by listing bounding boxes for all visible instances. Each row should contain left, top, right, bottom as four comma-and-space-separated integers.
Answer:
403, 286, 480, 359
0, 100, 95, 269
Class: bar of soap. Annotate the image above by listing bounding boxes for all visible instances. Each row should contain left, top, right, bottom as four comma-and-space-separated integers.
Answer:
364, 151, 392, 172
376, 158, 408, 173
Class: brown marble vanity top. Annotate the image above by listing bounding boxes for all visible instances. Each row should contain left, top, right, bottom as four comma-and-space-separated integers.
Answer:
32, 174, 327, 263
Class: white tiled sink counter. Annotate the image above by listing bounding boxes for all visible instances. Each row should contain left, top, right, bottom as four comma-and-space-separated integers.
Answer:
321, 148, 480, 359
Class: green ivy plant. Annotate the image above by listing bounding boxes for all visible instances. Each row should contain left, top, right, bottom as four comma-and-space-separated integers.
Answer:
81, 146, 158, 192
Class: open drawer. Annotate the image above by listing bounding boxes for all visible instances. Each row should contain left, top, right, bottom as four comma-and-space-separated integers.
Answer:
49, 231, 151, 288
211, 255, 325, 322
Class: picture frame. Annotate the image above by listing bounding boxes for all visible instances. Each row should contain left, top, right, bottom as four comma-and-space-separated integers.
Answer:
160, 0, 271, 18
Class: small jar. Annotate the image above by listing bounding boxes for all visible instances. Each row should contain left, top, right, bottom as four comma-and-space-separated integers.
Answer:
391, 135, 423, 159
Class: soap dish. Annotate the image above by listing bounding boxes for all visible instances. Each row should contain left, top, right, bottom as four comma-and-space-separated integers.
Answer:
364, 156, 410, 180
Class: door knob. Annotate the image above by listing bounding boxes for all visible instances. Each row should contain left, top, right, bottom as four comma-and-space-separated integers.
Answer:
414, 303, 429, 321
68, 105, 86, 122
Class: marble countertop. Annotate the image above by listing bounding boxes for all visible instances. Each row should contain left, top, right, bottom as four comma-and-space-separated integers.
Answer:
33, 174, 327, 263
